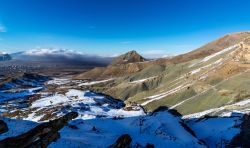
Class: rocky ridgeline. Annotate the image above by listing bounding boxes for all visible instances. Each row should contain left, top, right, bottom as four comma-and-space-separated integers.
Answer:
0, 112, 78, 148
230, 114, 250, 147
111, 50, 146, 66
232, 42, 250, 63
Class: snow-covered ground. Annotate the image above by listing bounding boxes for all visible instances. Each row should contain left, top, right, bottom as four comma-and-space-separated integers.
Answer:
29, 89, 145, 121
0, 118, 39, 140
0, 75, 48, 113
78, 79, 114, 86
186, 113, 243, 147
0, 76, 248, 147
129, 76, 157, 84
142, 82, 194, 106
49, 111, 205, 148
183, 98, 250, 119
47, 78, 84, 86
201, 43, 240, 62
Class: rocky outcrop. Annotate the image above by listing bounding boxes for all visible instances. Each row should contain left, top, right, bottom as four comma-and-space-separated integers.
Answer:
75, 51, 149, 80
229, 114, 250, 147
111, 50, 146, 65
0, 112, 78, 148
232, 42, 250, 63
0, 120, 8, 134
109, 134, 132, 148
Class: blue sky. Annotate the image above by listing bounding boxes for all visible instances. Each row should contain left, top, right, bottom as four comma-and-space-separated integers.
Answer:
0, 0, 250, 57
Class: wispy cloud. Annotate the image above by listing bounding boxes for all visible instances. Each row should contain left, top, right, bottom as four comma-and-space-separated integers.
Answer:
143, 50, 165, 55
142, 50, 174, 59
121, 41, 132, 44
0, 25, 6, 32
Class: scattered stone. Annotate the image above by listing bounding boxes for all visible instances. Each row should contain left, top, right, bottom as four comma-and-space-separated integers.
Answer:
109, 134, 132, 148
0, 120, 8, 134
229, 114, 250, 147
68, 124, 78, 130
92, 126, 97, 132
0, 112, 78, 148
146, 143, 155, 148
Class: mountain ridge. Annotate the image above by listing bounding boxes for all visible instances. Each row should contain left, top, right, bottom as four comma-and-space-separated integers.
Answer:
76, 31, 250, 116
111, 50, 147, 65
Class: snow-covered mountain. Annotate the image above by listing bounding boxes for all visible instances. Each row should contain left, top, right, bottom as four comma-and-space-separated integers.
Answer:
0, 52, 11, 61
11, 48, 113, 66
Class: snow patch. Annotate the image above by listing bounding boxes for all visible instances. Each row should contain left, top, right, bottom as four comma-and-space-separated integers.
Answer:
129, 76, 157, 84
78, 79, 114, 86
201, 44, 240, 62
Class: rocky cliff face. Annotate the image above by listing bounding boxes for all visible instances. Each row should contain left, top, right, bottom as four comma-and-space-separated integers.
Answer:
232, 42, 250, 63
0, 112, 78, 148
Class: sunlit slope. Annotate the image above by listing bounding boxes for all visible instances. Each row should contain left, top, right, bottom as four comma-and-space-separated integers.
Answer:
79, 32, 250, 115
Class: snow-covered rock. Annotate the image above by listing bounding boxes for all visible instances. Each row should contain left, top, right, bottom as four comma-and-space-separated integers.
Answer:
49, 110, 205, 148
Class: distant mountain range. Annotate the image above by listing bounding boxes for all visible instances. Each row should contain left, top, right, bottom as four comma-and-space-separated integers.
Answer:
10, 48, 113, 66
0, 52, 12, 61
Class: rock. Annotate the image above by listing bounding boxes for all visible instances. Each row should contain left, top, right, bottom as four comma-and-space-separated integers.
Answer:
146, 143, 155, 148
92, 126, 97, 131
109, 134, 132, 148
0, 112, 78, 148
68, 124, 78, 130
232, 42, 250, 63
229, 114, 250, 147
0, 120, 8, 134
111, 50, 146, 65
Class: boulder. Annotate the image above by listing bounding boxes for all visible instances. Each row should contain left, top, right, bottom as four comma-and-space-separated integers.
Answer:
0, 120, 8, 134
0, 53, 11, 61
229, 114, 250, 147
109, 134, 132, 148
0, 112, 78, 148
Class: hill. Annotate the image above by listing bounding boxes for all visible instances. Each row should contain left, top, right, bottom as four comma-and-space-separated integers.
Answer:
75, 50, 150, 80
77, 32, 250, 116
111, 50, 146, 65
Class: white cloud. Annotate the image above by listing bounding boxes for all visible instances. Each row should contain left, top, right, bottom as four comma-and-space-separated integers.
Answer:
142, 50, 174, 59
121, 41, 132, 44
143, 50, 165, 55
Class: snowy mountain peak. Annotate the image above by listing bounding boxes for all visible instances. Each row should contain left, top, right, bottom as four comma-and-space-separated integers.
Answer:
24, 48, 84, 57
0, 52, 12, 61
10, 48, 113, 65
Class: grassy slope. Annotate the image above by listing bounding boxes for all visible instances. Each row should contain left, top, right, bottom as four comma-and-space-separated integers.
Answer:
80, 32, 250, 115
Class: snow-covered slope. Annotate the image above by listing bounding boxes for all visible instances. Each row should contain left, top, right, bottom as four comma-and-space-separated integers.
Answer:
0, 75, 248, 147
28, 89, 145, 121
186, 113, 243, 147
49, 111, 205, 148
